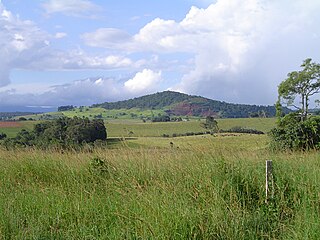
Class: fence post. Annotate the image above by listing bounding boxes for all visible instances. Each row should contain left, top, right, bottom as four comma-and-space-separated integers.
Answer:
265, 160, 273, 203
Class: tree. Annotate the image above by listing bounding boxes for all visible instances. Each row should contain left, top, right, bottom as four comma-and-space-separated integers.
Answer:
270, 58, 320, 151
278, 58, 320, 121
201, 116, 218, 133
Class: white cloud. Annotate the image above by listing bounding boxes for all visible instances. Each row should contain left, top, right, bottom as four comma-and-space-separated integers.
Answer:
0, 2, 50, 86
54, 32, 67, 39
0, 70, 164, 107
124, 69, 162, 93
42, 0, 100, 17
82, 0, 320, 104
0, 2, 140, 88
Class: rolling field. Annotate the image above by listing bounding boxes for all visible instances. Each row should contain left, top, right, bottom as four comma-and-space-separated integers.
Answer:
0, 134, 320, 239
17, 107, 167, 121
1, 118, 319, 239
106, 117, 276, 137
0, 117, 276, 138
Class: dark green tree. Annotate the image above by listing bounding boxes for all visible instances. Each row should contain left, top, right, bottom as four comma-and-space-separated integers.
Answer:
4, 117, 107, 149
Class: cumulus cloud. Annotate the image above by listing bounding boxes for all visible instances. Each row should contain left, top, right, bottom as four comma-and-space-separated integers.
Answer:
0, 3, 50, 86
124, 69, 162, 93
0, 2, 139, 88
82, 0, 320, 104
42, 0, 101, 17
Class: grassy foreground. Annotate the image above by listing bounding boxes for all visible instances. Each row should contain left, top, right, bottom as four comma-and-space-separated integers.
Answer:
0, 135, 320, 239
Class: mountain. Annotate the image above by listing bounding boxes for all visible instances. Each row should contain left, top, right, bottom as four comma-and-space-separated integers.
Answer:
93, 91, 288, 118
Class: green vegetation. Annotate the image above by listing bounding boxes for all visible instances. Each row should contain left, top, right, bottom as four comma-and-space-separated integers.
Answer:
22, 107, 168, 121
3, 117, 106, 149
271, 58, 320, 151
1, 134, 320, 238
0, 121, 34, 138
278, 58, 320, 121
0, 112, 39, 121
94, 90, 289, 118
12, 91, 292, 122
270, 112, 320, 150
106, 118, 275, 138
201, 116, 219, 133
58, 105, 75, 112
0, 118, 276, 139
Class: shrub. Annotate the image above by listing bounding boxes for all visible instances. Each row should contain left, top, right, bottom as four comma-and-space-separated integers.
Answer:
18, 117, 27, 121
222, 126, 264, 135
0, 132, 7, 140
270, 113, 320, 151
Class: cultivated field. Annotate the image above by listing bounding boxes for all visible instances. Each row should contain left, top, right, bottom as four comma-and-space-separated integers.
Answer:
0, 118, 319, 239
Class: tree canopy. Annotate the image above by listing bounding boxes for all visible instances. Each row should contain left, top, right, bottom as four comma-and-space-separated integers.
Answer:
3, 117, 107, 149
278, 58, 320, 121
271, 58, 320, 151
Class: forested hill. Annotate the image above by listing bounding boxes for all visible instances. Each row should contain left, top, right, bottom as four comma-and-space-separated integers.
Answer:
93, 91, 288, 118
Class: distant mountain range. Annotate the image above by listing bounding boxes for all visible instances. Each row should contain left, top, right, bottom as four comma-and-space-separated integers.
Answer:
93, 91, 289, 118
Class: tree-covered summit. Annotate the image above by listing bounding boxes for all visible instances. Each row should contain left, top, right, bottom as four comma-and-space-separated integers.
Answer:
93, 91, 289, 118
93, 91, 191, 110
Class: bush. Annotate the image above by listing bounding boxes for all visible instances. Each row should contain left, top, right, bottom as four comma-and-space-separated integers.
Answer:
222, 126, 264, 135
270, 113, 320, 151
0, 132, 7, 140
18, 117, 27, 121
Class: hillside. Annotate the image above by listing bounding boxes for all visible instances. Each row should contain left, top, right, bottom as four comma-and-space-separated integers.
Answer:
93, 91, 286, 118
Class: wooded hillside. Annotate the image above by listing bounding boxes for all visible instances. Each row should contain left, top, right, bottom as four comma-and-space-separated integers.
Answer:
93, 91, 290, 118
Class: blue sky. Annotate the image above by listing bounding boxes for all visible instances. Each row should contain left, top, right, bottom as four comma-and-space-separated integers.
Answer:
1, 0, 320, 111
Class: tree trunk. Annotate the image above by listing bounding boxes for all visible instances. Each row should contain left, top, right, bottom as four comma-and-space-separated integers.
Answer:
301, 94, 305, 121
305, 95, 309, 121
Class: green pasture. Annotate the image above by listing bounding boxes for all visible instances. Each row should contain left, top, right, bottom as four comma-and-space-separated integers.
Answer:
0, 117, 277, 139
19, 107, 168, 121
106, 117, 276, 137
0, 134, 320, 238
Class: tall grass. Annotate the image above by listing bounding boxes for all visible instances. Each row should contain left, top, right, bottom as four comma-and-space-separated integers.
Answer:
0, 136, 319, 239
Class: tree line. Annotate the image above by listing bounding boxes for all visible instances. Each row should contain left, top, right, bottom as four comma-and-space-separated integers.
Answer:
3, 117, 107, 149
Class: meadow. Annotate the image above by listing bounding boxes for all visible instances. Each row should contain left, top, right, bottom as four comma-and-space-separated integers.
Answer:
0, 118, 319, 239
0, 117, 276, 138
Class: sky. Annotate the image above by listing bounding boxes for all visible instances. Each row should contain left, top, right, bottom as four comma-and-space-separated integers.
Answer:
1, 0, 320, 111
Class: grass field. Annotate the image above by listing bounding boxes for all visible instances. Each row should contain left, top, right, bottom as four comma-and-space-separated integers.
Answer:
0, 121, 34, 138
0, 134, 320, 239
1, 118, 319, 239
0, 117, 276, 138
17, 107, 168, 121
106, 117, 276, 137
